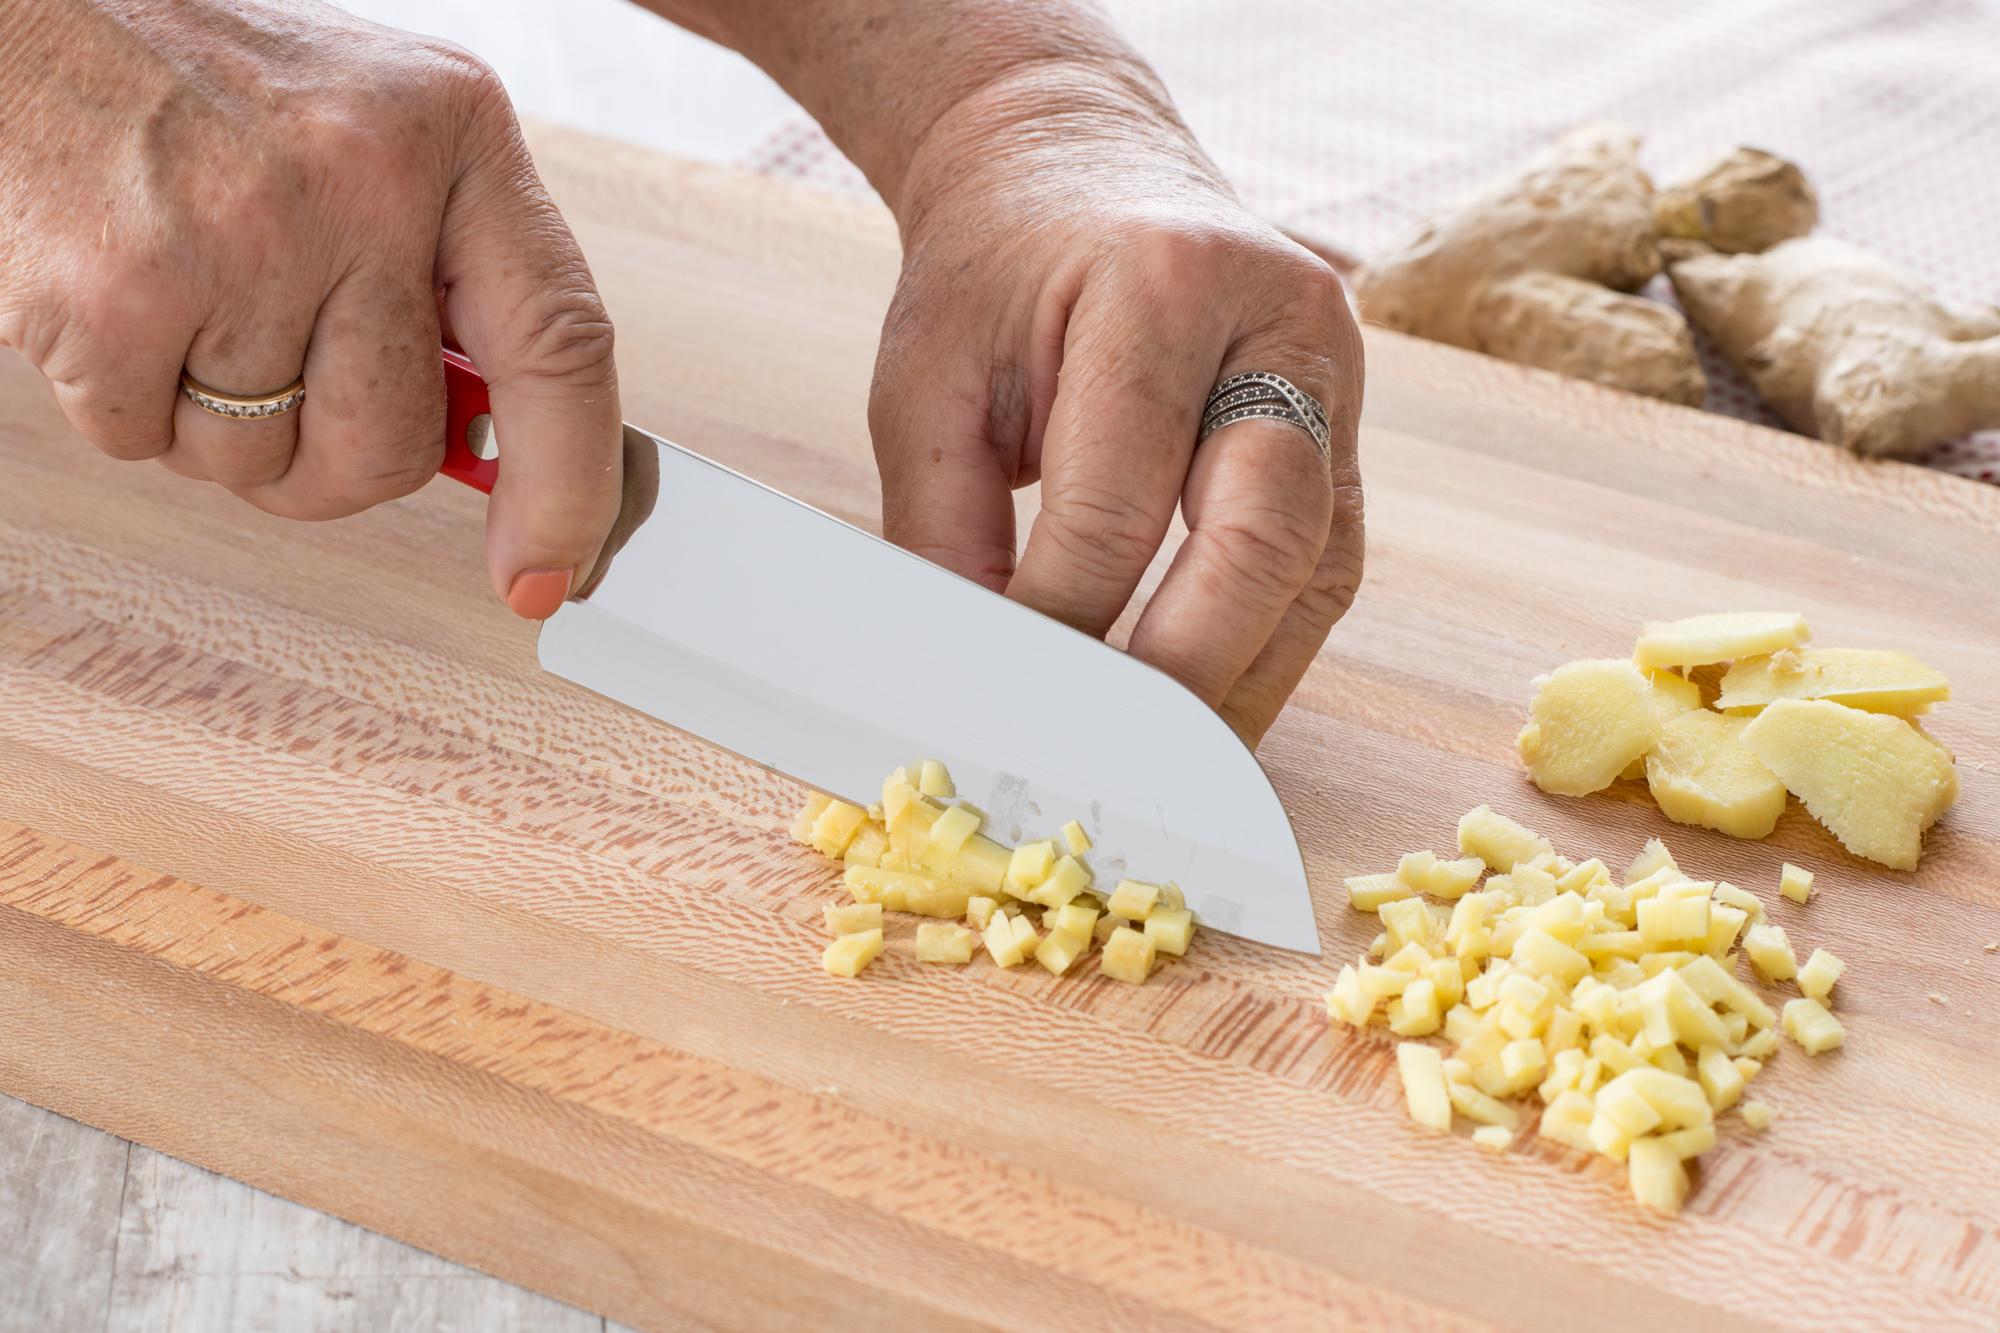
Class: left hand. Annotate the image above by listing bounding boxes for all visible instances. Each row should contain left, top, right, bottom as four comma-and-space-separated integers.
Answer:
869, 65, 1365, 746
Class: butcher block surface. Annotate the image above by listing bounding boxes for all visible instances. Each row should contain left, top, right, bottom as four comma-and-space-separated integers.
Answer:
2, 126, 1998, 1331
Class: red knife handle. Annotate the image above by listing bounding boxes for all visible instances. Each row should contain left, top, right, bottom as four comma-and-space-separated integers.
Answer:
440, 348, 498, 495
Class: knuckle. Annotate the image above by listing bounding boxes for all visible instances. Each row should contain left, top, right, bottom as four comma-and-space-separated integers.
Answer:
498, 284, 617, 384
1039, 482, 1164, 585
1202, 502, 1325, 605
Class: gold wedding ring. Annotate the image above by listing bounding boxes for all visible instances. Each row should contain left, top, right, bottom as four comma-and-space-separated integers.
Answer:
180, 369, 307, 420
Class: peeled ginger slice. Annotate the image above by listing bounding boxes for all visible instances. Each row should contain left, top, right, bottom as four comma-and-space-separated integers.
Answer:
1633, 611, 1809, 670
1644, 711, 1788, 840
1716, 647, 1949, 716
1740, 699, 1958, 870
1518, 659, 1657, 796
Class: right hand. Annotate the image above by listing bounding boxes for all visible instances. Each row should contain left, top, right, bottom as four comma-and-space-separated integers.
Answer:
0, 0, 624, 619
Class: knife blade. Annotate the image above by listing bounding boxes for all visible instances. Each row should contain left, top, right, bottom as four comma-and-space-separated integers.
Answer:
439, 351, 1320, 954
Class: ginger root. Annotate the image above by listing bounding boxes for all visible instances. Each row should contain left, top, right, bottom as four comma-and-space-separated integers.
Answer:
1669, 237, 2000, 458
1355, 123, 1707, 407
1654, 147, 1818, 256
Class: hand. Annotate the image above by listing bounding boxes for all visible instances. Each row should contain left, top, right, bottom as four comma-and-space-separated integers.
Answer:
869, 66, 1365, 744
0, 0, 623, 619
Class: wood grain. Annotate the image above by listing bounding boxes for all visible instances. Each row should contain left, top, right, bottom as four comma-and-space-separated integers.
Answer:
1, 124, 1997, 1330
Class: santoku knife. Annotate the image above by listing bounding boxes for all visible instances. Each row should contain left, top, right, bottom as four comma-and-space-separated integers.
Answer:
439, 351, 1320, 954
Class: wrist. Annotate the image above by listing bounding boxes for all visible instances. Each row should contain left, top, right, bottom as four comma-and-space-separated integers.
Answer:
890, 56, 1222, 240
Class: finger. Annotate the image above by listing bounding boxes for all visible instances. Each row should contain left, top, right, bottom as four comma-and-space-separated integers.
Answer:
870, 353, 1021, 591
39, 256, 190, 464
1007, 290, 1219, 636
162, 298, 316, 489
237, 259, 445, 521
437, 121, 621, 620
1218, 461, 1365, 744
1126, 417, 1333, 707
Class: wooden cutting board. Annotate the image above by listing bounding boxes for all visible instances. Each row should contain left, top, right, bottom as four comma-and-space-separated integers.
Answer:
3, 125, 1998, 1332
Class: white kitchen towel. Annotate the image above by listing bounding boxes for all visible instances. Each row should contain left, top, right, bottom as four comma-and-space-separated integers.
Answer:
739, 0, 2000, 482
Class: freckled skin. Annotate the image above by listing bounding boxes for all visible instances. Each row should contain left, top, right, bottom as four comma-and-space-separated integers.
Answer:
6, 0, 1368, 732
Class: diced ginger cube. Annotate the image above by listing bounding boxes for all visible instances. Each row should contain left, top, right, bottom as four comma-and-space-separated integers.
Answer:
1158, 883, 1186, 911
1636, 892, 1710, 947
915, 923, 976, 964
1704, 904, 1748, 959
1036, 855, 1094, 905
1716, 647, 1950, 717
1740, 699, 1958, 871
1712, 882, 1765, 923
1644, 711, 1788, 840
1006, 840, 1057, 890
917, 759, 955, 798
966, 895, 1001, 930
1500, 1039, 1546, 1086
949, 835, 1011, 893
1106, 878, 1163, 921
824, 902, 883, 936
1388, 979, 1443, 1036
1060, 819, 1092, 856
1741, 1100, 1776, 1131
1346, 873, 1416, 913
1396, 851, 1486, 900
1422, 956, 1465, 1009
927, 804, 981, 858
1602, 1066, 1712, 1130
1396, 1042, 1453, 1132
808, 799, 871, 859
1011, 913, 1038, 951
1094, 914, 1124, 946
1538, 1090, 1597, 1153
1034, 928, 1090, 976
1653, 1122, 1717, 1161
1099, 925, 1155, 984
822, 928, 885, 978
881, 770, 923, 822
1052, 900, 1100, 940
1595, 1076, 1664, 1137
792, 792, 833, 844
1696, 1044, 1745, 1112
1510, 927, 1590, 986
1517, 659, 1659, 796
1633, 610, 1810, 671
1358, 963, 1412, 999
842, 822, 889, 868
1782, 997, 1845, 1054
1379, 897, 1439, 954
1472, 1125, 1513, 1153
1779, 862, 1815, 904
1324, 965, 1374, 1028
1449, 1081, 1520, 1129
1143, 905, 1194, 957
1457, 806, 1554, 872
1626, 838, 1680, 884
1588, 1113, 1633, 1162
982, 913, 1028, 968
1797, 948, 1845, 1002
1744, 923, 1798, 982
1628, 1138, 1691, 1214
1739, 1027, 1778, 1060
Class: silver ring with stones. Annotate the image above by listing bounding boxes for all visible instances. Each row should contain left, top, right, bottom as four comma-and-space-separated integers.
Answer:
1198, 371, 1331, 461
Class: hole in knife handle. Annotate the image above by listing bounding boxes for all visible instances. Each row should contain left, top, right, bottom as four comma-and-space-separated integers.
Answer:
467, 413, 499, 461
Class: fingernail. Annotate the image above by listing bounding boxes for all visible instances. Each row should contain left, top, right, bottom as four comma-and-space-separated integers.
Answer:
506, 567, 573, 620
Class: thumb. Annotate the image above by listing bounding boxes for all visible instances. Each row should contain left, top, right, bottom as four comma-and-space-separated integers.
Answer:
438, 123, 622, 620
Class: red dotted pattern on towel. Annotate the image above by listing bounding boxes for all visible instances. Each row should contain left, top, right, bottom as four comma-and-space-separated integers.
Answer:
739, 0, 2000, 485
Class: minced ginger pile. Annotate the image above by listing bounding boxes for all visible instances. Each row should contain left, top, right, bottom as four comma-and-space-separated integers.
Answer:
1328, 805, 1846, 1214
791, 761, 1197, 984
